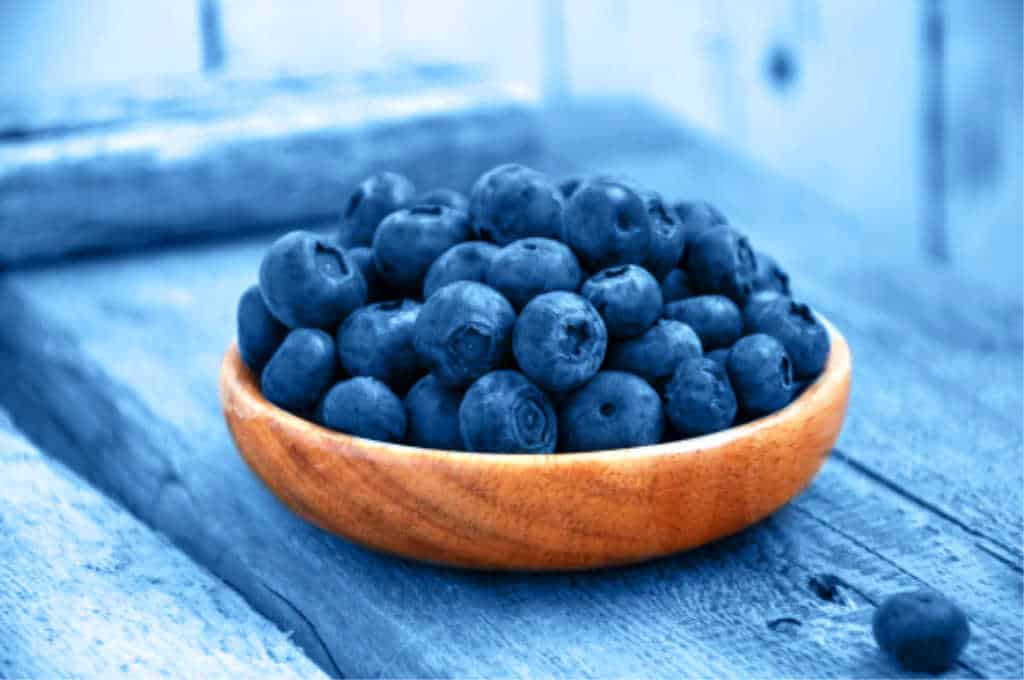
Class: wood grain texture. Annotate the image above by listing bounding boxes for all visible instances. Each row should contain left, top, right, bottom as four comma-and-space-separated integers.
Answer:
0, 411, 325, 678
221, 328, 849, 570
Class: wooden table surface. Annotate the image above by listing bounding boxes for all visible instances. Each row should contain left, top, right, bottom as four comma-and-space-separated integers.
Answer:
0, 99, 1019, 678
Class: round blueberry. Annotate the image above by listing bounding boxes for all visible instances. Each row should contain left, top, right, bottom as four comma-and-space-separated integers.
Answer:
742, 290, 788, 334
259, 231, 367, 330
237, 284, 287, 374
605, 319, 702, 385
469, 164, 564, 245
414, 188, 469, 213
485, 237, 583, 309
726, 334, 794, 416
581, 264, 662, 339
687, 227, 756, 305
513, 292, 608, 393
403, 374, 464, 450
559, 371, 665, 452
261, 328, 337, 414
338, 172, 416, 247
674, 199, 728, 252
643, 192, 686, 280
664, 357, 738, 437
752, 250, 791, 295
705, 348, 730, 369
663, 295, 742, 350
347, 246, 389, 302
373, 205, 470, 294
459, 371, 557, 453
873, 591, 970, 673
557, 174, 589, 199
317, 377, 407, 443
414, 281, 516, 388
660, 268, 692, 303
746, 296, 830, 380
563, 178, 652, 271
423, 241, 500, 299
337, 299, 422, 392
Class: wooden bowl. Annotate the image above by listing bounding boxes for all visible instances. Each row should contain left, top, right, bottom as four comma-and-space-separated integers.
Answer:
221, 318, 851, 571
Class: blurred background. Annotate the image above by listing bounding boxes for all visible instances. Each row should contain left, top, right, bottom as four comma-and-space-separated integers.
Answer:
0, 0, 1020, 294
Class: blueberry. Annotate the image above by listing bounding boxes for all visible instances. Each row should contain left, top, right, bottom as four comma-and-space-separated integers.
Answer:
605, 319, 702, 385
261, 328, 338, 414
237, 284, 287, 373
752, 250, 791, 295
513, 292, 608, 393
674, 199, 728, 251
338, 172, 416, 247
581, 265, 662, 339
559, 371, 665, 452
686, 227, 756, 305
873, 591, 970, 673
414, 188, 469, 213
663, 295, 742, 350
660, 268, 692, 303
459, 370, 557, 453
563, 178, 652, 271
414, 281, 516, 388
469, 164, 564, 245
742, 290, 788, 334
664, 357, 738, 437
423, 241, 500, 299
486, 237, 583, 309
317, 377, 407, 443
347, 246, 389, 302
373, 205, 470, 294
259, 231, 367, 330
705, 348, 730, 369
643, 192, 686, 280
726, 334, 794, 416
745, 296, 830, 380
403, 374, 464, 450
557, 174, 589, 199
337, 299, 422, 392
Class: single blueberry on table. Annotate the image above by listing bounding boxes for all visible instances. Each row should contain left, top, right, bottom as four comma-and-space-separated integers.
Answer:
261, 328, 338, 415
742, 290, 788, 334
752, 250, 791, 295
663, 295, 742, 350
563, 178, 652, 272
485, 237, 583, 309
422, 241, 500, 300
459, 370, 557, 453
660, 268, 692, 303
559, 371, 665, 452
581, 265, 663, 339
347, 246, 389, 302
513, 291, 608, 393
705, 347, 730, 369
686, 226, 756, 305
469, 164, 564, 245
259, 230, 367, 330
338, 171, 417, 247
873, 590, 970, 673
403, 374, 464, 450
643, 192, 686, 280
337, 299, 422, 393
727, 333, 794, 416
414, 188, 469, 213
605, 319, 702, 385
745, 295, 830, 380
237, 284, 287, 374
664, 357, 738, 437
414, 281, 516, 388
373, 204, 470, 295
317, 377, 407, 443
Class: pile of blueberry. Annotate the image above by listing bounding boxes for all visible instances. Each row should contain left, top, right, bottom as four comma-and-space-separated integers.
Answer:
237, 164, 830, 453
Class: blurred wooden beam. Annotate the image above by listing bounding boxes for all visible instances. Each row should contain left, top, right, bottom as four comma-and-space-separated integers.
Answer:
199, 0, 227, 73
541, 0, 569, 104
921, 0, 948, 263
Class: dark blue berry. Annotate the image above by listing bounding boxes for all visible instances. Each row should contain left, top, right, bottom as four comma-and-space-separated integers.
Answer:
660, 268, 692, 303
726, 334, 794, 416
337, 299, 422, 392
705, 348, 730, 369
317, 377, 407, 443
347, 246, 389, 302
339, 172, 416, 247
414, 188, 469, 213
259, 231, 367, 330
643, 192, 686, 280
486, 237, 582, 309
403, 374, 464, 450
605, 319, 702, 385
873, 591, 970, 673
563, 178, 652, 271
664, 357, 738, 437
742, 290, 788, 334
261, 328, 337, 414
557, 174, 588, 199
373, 205, 470, 294
414, 281, 516, 388
687, 227, 756, 304
581, 265, 663, 339
237, 284, 287, 373
663, 295, 742, 350
469, 164, 564, 245
513, 292, 608, 393
423, 241, 500, 299
559, 371, 664, 452
752, 250, 791, 295
674, 200, 728, 257
459, 370, 557, 453
746, 296, 830, 380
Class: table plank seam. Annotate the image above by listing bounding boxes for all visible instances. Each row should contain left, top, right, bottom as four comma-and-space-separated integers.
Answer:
262, 582, 344, 678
